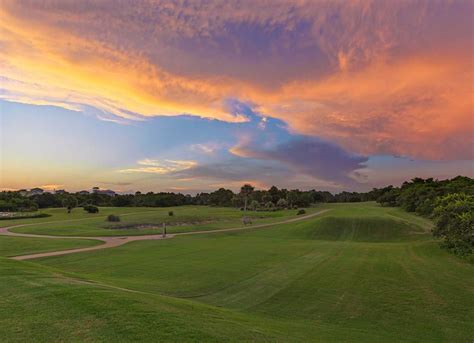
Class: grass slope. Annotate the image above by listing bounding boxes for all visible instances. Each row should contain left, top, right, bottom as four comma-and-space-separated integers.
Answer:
0, 258, 372, 342
32, 203, 474, 342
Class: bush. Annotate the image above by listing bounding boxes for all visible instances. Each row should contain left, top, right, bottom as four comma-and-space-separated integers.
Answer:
277, 198, 288, 209
0, 198, 38, 212
83, 205, 99, 213
107, 214, 120, 222
297, 209, 306, 215
168, 211, 174, 216
265, 201, 275, 209
248, 200, 260, 211
433, 193, 473, 258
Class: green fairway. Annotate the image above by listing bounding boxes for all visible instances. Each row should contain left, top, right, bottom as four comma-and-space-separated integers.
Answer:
1, 207, 157, 226
0, 258, 331, 342
0, 236, 101, 257
9, 206, 315, 237
2, 202, 473, 341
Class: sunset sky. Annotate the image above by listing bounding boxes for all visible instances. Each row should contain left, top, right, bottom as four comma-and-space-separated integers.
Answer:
1, 0, 473, 193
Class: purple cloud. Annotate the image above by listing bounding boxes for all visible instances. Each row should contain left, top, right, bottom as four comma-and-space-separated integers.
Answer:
232, 137, 368, 184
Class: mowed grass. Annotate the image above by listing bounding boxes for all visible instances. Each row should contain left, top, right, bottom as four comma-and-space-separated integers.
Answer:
9, 206, 313, 237
2, 202, 473, 341
1, 207, 157, 226
0, 236, 101, 257
27, 202, 473, 342
0, 258, 330, 342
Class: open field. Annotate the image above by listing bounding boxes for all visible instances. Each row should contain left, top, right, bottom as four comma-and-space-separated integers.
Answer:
0, 236, 100, 258
9, 206, 316, 237
1, 202, 473, 342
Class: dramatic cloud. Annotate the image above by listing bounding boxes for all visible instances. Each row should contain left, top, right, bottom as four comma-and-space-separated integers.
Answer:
1, 0, 472, 160
173, 159, 289, 184
231, 137, 368, 185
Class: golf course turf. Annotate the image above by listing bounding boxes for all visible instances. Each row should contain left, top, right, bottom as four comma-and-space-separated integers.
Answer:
9, 206, 316, 237
1, 202, 473, 342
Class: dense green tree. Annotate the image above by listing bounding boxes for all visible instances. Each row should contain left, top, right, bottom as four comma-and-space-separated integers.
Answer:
112, 195, 133, 207
296, 192, 313, 207
62, 195, 78, 213
376, 176, 474, 217
268, 186, 282, 203
0, 198, 37, 212
377, 188, 400, 207
209, 188, 234, 206
432, 193, 473, 258
262, 193, 273, 204
32, 193, 62, 208
287, 190, 299, 208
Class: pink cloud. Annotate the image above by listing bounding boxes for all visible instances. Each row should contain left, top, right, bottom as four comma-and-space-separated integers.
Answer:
1, 0, 472, 160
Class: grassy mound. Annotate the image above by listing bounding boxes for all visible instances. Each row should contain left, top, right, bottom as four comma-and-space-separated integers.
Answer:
291, 216, 427, 242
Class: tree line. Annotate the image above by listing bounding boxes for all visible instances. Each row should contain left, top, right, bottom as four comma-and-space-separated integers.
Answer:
1, 177, 471, 213
1, 176, 472, 259
0, 185, 381, 212
374, 176, 473, 259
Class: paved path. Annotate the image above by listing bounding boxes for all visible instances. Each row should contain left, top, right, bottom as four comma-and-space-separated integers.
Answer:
0, 210, 329, 260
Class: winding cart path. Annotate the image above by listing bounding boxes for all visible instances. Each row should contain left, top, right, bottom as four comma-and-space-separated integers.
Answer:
0, 210, 329, 260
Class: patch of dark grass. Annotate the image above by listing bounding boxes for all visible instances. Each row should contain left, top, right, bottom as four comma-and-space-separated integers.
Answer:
0, 213, 51, 220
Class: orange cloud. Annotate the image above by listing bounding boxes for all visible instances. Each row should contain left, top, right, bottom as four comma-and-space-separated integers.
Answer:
258, 56, 473, 159
1, 0, 472, 160
0, 5, 248, 123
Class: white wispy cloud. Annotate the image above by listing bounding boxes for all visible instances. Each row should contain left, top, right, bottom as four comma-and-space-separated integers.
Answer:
118, 159, 196, 174
190, 143, 221, 154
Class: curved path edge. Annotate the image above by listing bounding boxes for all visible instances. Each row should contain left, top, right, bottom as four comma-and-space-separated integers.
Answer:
1, 210, 330, 260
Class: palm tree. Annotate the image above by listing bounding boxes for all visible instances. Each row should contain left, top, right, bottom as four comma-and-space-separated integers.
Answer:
239, 184, 255, 212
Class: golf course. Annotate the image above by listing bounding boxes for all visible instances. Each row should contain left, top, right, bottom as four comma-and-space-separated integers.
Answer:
1, 202, 473, 342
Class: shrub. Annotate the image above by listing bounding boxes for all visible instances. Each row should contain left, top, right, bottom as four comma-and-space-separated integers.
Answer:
107, 214, 120, 222
248, 200, 260, 211
242, 216, 252, 225
297, 209, 306, 215
83, 205, 99, 213
265, 201, 275, 209
277, 198, 288, 209
168, 211, 174, 216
